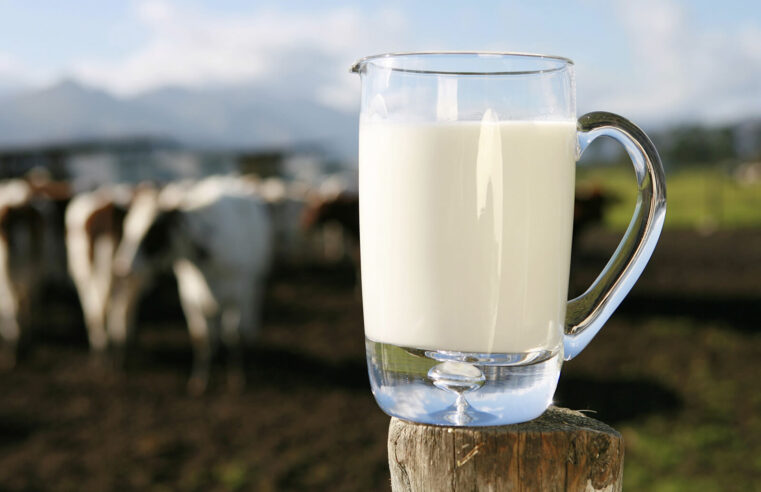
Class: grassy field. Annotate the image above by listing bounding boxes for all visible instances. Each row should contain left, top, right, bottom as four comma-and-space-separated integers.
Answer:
564, 229, 761, 491
570, 315, 761, 491
0, 231, 759, 491
0, 167, 759, 490
577, 163, 761, 231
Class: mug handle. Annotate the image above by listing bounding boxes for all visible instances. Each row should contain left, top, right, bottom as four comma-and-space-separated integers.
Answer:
564, 112, 667, 360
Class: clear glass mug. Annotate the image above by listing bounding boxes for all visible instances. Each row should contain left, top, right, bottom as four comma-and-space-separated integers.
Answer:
351, 52, 666, 426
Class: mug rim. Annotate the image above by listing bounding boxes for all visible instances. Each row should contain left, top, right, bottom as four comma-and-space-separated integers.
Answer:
350, 51, 574, 76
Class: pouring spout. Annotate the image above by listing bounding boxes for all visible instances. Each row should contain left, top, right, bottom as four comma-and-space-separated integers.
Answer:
351, 54, 378, 74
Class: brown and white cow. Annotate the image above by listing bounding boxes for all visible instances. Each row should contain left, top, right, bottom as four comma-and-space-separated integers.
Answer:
301, 172, 359, 265
0, 180, 47, 363
302, 191, 361, 293
110, 176, 273, 393
65, 185, 132, 351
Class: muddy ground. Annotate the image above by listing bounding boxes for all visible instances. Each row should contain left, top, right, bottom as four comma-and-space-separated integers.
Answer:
0, 228, 759, 491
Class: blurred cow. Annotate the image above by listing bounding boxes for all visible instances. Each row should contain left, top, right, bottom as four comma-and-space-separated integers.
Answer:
65, 185, 132, 352
573, 185, 618, 246
302, 192, 359, 242
254, 176, 315, 265
301, 172, 359, 264
0, 180, 46, 363
26, 168, 72, 285
302, 191, 361, 294
110, 176, 272, 393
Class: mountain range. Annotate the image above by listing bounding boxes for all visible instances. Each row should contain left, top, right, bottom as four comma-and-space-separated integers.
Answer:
0, 80, 358, 160
2, 80, 760, 168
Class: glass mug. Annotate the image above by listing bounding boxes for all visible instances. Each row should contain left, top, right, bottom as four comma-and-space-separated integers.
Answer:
351, 52, 666, 426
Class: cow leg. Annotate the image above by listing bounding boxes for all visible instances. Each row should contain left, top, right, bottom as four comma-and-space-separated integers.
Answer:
221, 305, 245, 392
107, 296, 131, 369
0, 298, 31, 367
174, 260, 220, 395
13, 292, 34, 362
239, 277, 264, 347
0, 314, 19, 369
84, 304, 109, 353
84, 290, 110, 369
106, 276, 143, 369
86, 281, 109, 353
0, 274, 20, 368
86, 318, 109, 354
186, 309, 216, 396
70, 275, 108, 353
221, 277, 266, 392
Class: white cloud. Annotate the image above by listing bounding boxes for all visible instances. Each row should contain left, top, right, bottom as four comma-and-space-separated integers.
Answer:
584, 0, 761, 125
7, 0, 758, 125
0, 52, 31, 80
71, 0, 409, 111
0, 52, 39, 95
0, 52, 13, 72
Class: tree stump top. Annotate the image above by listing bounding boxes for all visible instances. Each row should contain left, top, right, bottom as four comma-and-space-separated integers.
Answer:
388, 406, 624, 492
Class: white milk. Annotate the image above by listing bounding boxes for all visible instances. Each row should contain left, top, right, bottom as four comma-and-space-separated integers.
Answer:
359, 118, 577, 354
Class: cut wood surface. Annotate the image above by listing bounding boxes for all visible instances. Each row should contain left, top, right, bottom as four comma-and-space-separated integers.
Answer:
388, 407, 623, 492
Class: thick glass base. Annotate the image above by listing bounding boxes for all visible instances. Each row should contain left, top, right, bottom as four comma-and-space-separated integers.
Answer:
365, 338, 562, 426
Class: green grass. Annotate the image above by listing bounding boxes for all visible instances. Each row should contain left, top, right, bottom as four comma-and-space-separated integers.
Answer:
577, 164, 761, 230
564, 313, 761, 492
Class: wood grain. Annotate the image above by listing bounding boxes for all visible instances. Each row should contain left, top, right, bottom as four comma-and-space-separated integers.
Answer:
388, 407, 623, 491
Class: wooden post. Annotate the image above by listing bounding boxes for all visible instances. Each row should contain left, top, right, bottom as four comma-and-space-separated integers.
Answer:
388, 406, 623, 492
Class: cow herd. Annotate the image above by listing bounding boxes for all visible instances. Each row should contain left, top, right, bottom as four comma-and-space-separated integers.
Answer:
0, 170, 611, 393
0, 172, 359, 393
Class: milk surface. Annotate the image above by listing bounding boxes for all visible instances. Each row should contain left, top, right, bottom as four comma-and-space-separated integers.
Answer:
359, 119, 577, 353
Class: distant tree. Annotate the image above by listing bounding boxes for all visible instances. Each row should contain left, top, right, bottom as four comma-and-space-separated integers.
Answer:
664, 125, 736, 167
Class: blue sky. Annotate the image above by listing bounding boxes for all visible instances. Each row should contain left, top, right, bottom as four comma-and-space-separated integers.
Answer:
1, 0, 760, 126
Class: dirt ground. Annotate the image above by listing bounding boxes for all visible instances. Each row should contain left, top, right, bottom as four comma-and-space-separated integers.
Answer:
0, 228, 759, 491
